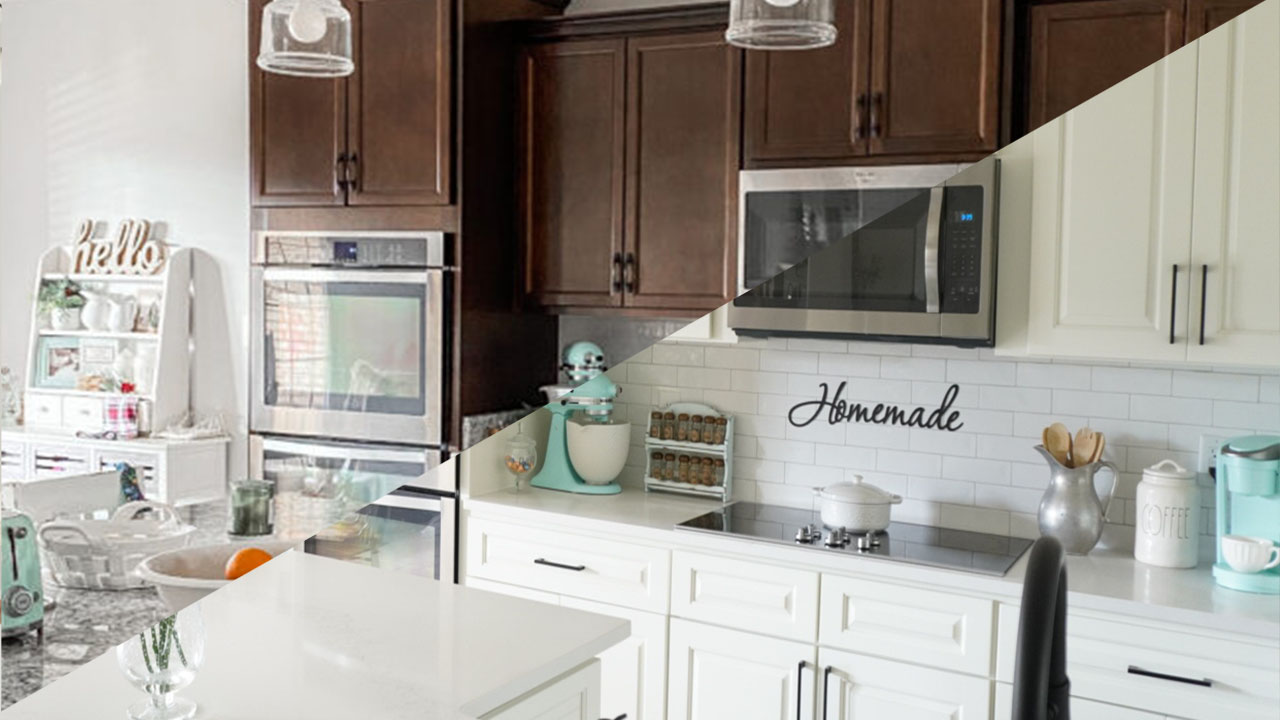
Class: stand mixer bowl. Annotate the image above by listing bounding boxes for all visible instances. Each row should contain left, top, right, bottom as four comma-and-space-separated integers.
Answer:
566, 417, 631, 485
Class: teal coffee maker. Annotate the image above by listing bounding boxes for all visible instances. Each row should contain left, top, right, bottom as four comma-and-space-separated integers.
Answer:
2, 509, 44, 639
530, 342, 628, 495
1213, 435, 1280, 594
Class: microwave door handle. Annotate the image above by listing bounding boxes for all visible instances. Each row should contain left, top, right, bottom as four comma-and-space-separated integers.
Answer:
924, 186, 944, 314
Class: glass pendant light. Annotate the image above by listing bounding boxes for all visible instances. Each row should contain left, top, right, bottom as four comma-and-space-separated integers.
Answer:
726, 0, 837, 50
257, 0, 354, 78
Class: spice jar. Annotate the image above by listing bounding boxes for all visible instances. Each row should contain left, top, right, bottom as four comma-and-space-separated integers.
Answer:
713, 417, 728, 445
663, 453, 677, 480
649, 412, 662, 439
701, 457, 715, 485
677, 455, 691, 483
677, 413, 691, 441
713, 459, 725, 486
662, 412, 676, 440
650, 451, 664, 479
689, 415, 703, 443
702, 415, 718, 444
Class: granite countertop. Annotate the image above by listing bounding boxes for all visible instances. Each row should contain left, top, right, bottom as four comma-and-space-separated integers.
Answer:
2, 499, 297, 709
466, 486, 1280, 641
4, 553, 629, 720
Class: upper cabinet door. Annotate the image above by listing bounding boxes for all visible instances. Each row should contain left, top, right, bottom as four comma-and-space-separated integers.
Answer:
867, 0, 1001, 156
346, 0, 452, 206
518, 40, 627, 309
1027, 0, 1184, 132
742, 0, 871, 166
624, 32, 741, 312
1187, 0, 1280, 365
1187, 0, 1266, 40
249, 0, 347, 207
1024, 45, 1198, 362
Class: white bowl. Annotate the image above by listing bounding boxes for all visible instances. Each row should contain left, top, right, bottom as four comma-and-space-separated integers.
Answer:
566, 419, 631, 485
137, 540, 300, 612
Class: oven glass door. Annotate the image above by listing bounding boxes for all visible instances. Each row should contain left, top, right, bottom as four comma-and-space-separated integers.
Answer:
253, 268, 444, 445
253, 436, 444, 541
737, 191, 933, 312
305, 489, 455, 582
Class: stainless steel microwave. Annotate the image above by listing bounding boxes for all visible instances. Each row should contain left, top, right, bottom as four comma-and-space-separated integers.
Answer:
730, 159, 999, 346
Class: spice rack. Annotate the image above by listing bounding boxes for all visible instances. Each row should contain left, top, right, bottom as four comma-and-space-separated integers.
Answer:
643, 401, 733, 501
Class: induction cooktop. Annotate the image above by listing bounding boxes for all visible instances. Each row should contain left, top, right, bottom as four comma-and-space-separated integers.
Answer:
675, 502, 1032, 576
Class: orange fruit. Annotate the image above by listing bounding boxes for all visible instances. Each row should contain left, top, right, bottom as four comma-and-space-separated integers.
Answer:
224, 547, 273, 580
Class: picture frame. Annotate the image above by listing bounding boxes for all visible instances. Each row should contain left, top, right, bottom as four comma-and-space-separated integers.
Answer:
36, 336, 82, 389
80, 338, 119, 376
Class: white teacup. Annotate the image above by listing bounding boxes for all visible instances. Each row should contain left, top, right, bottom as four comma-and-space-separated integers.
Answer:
1221, 535, 1280, 573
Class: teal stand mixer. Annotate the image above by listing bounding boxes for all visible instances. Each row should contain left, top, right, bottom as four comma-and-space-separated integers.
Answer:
530, 342, 628, 495
1213, 435, 1280, 594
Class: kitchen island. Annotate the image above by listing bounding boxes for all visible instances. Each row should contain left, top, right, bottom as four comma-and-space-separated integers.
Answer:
3, 551, 628, 719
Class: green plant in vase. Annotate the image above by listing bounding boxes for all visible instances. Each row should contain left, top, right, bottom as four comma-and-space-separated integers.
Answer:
117, 608, 206, 720
39, 278, 87, 331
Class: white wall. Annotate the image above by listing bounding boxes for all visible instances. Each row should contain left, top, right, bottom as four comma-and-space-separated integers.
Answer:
0, 0, 250, 477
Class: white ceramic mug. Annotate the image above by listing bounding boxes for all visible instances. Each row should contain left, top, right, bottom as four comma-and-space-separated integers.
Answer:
1221, 535, 1280, 573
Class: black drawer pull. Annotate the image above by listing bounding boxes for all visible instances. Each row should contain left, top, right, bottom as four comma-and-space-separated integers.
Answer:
533, 558, 586, 572
1127, 665, 1212, 688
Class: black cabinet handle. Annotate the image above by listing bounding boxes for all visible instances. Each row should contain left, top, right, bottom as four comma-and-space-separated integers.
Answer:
821, 665, 833, 719
1198, 264, 1209, 345
855, 94, 865, 140
1169, 264, 1179, 344
623, 252, 636, 293
533, 558, 586, 572
336, 153, 350, 193
795, 660, 808, 720
1127, 665, 1212, 688
347, 152, 360, 192
611, 253, 623, 294
870, 92, 884, 138
600, 715, 626, 720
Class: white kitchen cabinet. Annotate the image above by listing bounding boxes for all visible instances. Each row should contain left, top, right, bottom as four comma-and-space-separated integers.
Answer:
670, 550, 819, 643
485, 660, 603, 720
1024, 44, 1199, 363
993, 682, 1165, 720
1187, 0, 1280, 365
667, 618, 816, 720
561, 596, 669, 720
818, 648, 991, 720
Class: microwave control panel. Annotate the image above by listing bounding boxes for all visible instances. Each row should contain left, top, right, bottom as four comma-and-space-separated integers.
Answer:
941, 186, 984, 314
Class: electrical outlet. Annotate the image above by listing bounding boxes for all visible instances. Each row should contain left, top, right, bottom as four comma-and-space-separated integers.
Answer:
1199, 434, 1229, 476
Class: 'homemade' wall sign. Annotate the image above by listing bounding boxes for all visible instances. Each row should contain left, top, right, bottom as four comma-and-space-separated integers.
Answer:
789, 381, 965, 432
71, 218, 167, 275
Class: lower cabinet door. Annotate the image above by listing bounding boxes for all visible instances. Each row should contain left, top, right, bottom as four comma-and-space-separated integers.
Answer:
667, 618, 816, 720
818, 648, 990, 720
560, 596, 669, 720
484, 659, 602, 720
993, 682, 1164, 720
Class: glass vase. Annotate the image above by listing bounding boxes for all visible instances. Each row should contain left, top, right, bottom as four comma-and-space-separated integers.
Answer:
116, 606, 206, 720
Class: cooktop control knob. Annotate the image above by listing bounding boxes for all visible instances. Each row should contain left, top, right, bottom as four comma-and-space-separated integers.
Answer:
795, 524, 818, 544
856, 534, 874, 552
824, 528, 849, 548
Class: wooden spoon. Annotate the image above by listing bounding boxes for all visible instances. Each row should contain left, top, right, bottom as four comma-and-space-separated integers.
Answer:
1074, 427, 1098, 468
1091, 432, 1106, 464
1043, 423, 1073, 467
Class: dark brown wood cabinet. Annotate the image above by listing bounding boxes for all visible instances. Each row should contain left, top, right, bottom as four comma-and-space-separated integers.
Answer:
519, 23, 740, 314
1186, 0, 1265, 39
743, 0, 1000, 167
518, 39, 627, 309
250, 0, 452, 208
624, 31, 740, 311
1025, 0, 1184, 132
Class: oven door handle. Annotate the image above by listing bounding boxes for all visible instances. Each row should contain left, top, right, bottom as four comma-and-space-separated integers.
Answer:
260, 267, 434, 285
258, 437, 438, 465
924, 185, 944, 314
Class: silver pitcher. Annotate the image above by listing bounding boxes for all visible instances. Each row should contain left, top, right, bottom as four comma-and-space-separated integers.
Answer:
1034, 445, 1119, 555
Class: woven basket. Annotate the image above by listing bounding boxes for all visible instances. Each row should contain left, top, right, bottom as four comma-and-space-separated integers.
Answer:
38, 501, 197, 590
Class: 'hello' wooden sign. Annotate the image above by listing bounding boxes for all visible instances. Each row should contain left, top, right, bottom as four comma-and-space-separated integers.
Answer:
72, 219, 167, 275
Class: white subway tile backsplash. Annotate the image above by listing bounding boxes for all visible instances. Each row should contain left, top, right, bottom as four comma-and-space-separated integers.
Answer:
613, 337, 1273, 541
1092, 367, 1172, 395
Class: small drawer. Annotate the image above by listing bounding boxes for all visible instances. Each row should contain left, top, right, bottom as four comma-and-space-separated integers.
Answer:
670, 550, 818, 642
31, 443, 92, 478
996, 604, 1280, 720
819, 574, 994, 676
466, 517, 671, 613
24, 392, 62, 427
62, 396, 105, 431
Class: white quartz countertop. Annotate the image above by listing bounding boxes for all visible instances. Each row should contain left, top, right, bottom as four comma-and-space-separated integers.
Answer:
467, 487, 1280, 641
3, 552, 630, 719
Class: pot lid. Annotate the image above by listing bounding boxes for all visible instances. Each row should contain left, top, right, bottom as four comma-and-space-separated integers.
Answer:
815, 477, 902, 505
1144, 459, 1196, 482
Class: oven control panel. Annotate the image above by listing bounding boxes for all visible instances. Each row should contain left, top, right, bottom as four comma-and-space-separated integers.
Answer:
940, 186, 984, 314
258, 233, 446, 268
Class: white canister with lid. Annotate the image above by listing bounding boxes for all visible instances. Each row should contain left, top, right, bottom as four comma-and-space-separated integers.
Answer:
1134, 459, 1200, 568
